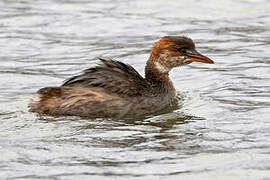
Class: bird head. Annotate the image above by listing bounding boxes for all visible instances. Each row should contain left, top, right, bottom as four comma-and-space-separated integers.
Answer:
150, 36, 214, 73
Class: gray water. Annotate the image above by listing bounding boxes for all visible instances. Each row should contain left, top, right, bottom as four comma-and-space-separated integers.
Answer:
1, 0, 270, 179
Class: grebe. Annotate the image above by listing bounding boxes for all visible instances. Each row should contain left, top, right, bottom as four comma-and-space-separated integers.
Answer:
29, 36, 214, 118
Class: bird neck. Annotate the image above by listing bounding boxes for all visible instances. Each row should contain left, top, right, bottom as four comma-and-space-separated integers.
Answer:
145, 57, 175, 95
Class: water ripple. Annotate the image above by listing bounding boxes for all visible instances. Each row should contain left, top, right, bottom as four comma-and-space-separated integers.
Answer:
1, 0, 270, 179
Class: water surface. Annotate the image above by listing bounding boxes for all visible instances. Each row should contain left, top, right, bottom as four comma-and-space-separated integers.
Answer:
1, 0, 270, 179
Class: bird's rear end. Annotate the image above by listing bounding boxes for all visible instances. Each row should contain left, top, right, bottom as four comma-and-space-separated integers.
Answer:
29, 87, 66, 114
29, 86, 135, 118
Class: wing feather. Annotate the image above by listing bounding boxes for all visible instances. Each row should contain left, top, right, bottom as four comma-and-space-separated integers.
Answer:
62, 57, 150, 96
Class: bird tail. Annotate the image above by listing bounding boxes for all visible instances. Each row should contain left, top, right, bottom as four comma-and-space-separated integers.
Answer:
29, 87, 64, 114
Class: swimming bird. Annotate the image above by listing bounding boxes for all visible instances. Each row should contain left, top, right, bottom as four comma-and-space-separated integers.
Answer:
29, 36, 214, 118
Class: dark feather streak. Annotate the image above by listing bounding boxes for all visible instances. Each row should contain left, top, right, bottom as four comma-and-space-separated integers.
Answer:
62, 57, 150, 96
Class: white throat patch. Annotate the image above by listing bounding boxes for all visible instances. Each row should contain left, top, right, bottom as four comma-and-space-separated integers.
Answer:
154, 62, 171, 73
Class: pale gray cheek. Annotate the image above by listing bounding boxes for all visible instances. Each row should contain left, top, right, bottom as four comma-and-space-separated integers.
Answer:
167, 56, 190, 67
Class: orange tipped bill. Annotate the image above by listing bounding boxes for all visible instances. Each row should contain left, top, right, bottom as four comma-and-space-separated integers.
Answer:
188, 49, 214, 64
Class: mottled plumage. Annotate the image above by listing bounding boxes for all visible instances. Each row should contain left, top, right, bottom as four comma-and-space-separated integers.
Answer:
63, 58, 151, 97
29, 36, 214, 118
